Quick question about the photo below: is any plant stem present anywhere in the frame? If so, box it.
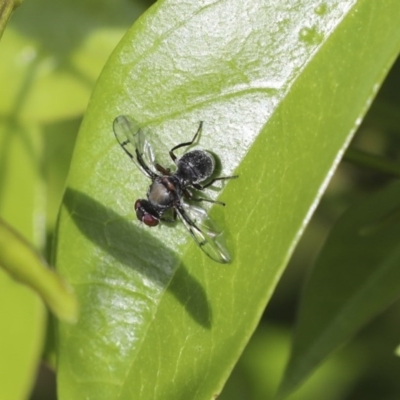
[344,147,400,178]
[0,0,21,41]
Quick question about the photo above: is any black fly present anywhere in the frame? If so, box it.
[113,115,237,263]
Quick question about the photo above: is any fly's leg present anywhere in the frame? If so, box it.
[183,189,225,206]
[155,163,171,175]
[169,121,203,163]
[193,175,238,190]
[160,209,177,223]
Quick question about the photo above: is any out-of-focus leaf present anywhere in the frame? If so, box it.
[0,98,47,400]
[0,218,78,322]
[0,0,150,243]
[0,122,73,392]
[55,1,400,399]
[279,182,400,398]
[0,0,148,122]
[220,325,364,400]
[0,269,45,400]
[0,120,43,241]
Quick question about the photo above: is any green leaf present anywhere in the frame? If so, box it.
[0,269,46,400]
[0,218,78,322]
[344,147,400,178]
[56,1,400,399]
[220,325,363,400]
[0,0,148,122]
[0,110,47,400]
[278,182,400,399]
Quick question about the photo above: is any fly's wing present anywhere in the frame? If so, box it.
[113,115,158,177]
[177,203,231,264]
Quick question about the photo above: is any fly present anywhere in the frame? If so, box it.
[113,115,237,263]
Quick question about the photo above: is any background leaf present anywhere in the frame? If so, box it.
[55,1,400,399]
[220,325,364,400]
[0,269,45,400]
[278,182,400,399]
[0,218,77,322]
[0,0,149,122]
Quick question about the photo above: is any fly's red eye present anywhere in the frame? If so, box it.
[143,214,159,227]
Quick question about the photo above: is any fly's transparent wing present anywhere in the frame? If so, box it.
[113,115,158,177]
[177,203,231,264]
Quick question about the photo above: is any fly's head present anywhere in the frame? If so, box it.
[134,199,160,227]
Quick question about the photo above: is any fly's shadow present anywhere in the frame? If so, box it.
[62,187,212,328]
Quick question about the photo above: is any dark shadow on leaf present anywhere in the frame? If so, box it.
[63,187,212,328]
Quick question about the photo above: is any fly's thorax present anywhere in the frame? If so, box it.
[177,150,215,184]
[147,176,180,208]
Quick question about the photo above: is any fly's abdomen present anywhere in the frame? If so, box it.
[177,150,215,184]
